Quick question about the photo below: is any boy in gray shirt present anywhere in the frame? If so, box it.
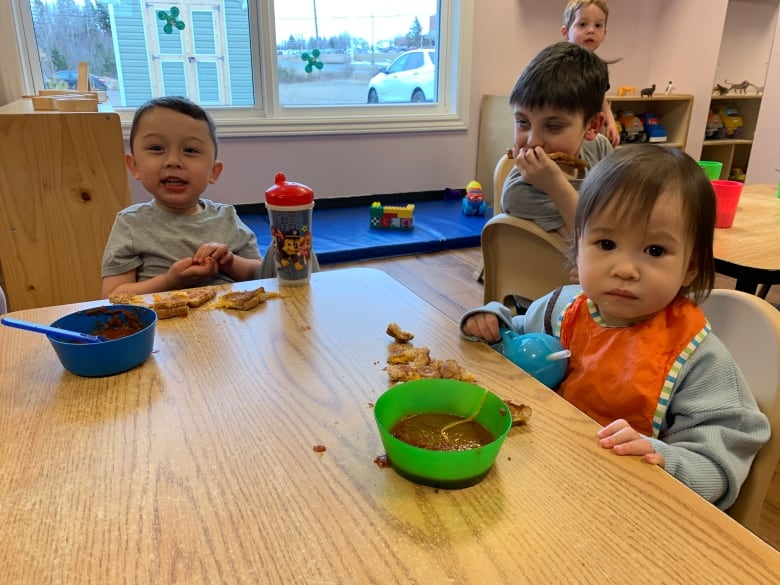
[501,42,612,238]
[101,97,262,298]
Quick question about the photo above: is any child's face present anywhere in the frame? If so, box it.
[513,105,600,158]
[562,5,607,51]
[576,190,697,327]
[126,107,223,215]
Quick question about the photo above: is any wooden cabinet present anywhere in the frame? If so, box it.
[0,99,130,311]
[700,94,762,180]
[607,94,694,150]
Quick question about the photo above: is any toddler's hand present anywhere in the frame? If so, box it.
[597,419,665,468]
[462,313,501,343]
[169,257,220,285]
[194,242,234,270]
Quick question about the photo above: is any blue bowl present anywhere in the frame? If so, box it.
[48,305,157,377]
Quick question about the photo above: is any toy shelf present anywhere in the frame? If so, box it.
[607,94,694,149]
[700,94,762,179]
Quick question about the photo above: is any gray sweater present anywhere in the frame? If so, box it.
[459,285,770,510]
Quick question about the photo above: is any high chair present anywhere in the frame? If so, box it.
[700,288,780,531]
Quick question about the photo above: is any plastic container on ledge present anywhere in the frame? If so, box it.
[264,172,315,286]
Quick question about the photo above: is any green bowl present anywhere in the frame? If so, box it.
[374,379,512,488]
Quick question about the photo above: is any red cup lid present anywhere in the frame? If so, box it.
[265,172,314,205]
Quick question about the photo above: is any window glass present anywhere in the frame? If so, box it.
[13,0,463,133]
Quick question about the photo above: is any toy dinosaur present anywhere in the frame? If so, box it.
[713,83,729,96]
[725,80,749,94]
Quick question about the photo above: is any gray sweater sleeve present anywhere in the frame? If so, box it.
[649,335,770,510]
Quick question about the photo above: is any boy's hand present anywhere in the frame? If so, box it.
[169,256,220,284]
[514,146,569,193]
[597,419,666,467]
[194,242,234,270]
[462,313,502,343]
[604,123,621,147]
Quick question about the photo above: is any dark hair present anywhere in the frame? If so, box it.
[571,144,716,304]
[509,41,609,124]
[129,96,219,156]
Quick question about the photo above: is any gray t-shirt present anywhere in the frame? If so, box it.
[101,198,261,285]
[500,133,613,231]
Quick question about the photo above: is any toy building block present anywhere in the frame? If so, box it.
[369,202,415,229]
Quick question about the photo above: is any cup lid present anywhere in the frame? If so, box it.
[265,172,314,205]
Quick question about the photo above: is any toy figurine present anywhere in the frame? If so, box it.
[497,329,570,388]
[640,83,656,98]
[665,81,674,95]
[462,180,487,216]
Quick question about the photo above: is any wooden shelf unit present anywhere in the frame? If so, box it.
[607,94,694,149]
[701,94,762,179]
[0,98,131,311]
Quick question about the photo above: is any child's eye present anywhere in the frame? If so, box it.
[546,124,563,132]
[183,147,200,154]
[147,145,164,152]
[645,245,666,257]
[515,119,530,130]
[597,239,616,251]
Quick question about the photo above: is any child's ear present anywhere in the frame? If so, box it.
[682,259,698,288]
[125,153,140,179]
[560,25,570,40]
[209,160,224,184]
[583,112,606,141]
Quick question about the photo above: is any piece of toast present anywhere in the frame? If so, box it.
[217,287,267,311]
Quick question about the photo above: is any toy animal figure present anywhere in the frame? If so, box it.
[726,80,749,94]
[664,81,674,96]
[617,85,636,97]
[747,82,764,95]
[640,84,656,98]
[713,83,729,96]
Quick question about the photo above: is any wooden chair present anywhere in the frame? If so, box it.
[700,289,780,531]
[0,285,6,315]
[481,212,571,306]
[472,150,517,282]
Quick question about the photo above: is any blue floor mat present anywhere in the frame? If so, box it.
[240,199,491,264]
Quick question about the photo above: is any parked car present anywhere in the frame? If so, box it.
[47,70,108,91]
[639,113,668,143]
[616,110,647,143]
[705,110,725,139]
[718,105,744,138]
[367,49,437,104]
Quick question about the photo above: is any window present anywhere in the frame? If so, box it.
[9,0,471,136]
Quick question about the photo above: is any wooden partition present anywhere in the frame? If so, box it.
[0,99,130,310]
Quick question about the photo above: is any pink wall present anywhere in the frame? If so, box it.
[127,0,779,204]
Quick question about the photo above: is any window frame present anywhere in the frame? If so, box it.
[6,0,473,138]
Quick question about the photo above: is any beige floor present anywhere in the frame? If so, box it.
[324,247,780,551]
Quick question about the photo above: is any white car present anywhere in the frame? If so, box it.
[367,49,437,104]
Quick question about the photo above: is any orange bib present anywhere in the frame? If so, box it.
[558,295,709,437]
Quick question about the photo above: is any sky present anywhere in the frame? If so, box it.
[273,0,437,43]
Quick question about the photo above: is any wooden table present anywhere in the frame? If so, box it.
[713,184,779,295]
[1,268,778,583]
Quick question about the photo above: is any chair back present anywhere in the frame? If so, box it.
[481,213,570,305]
[492,150,515,212]
[700,289,780,530]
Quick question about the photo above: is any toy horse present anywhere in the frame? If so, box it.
[640,84,656,98]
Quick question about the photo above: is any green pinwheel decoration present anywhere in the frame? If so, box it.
[301,49,324,74]
[157,6,186,35]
